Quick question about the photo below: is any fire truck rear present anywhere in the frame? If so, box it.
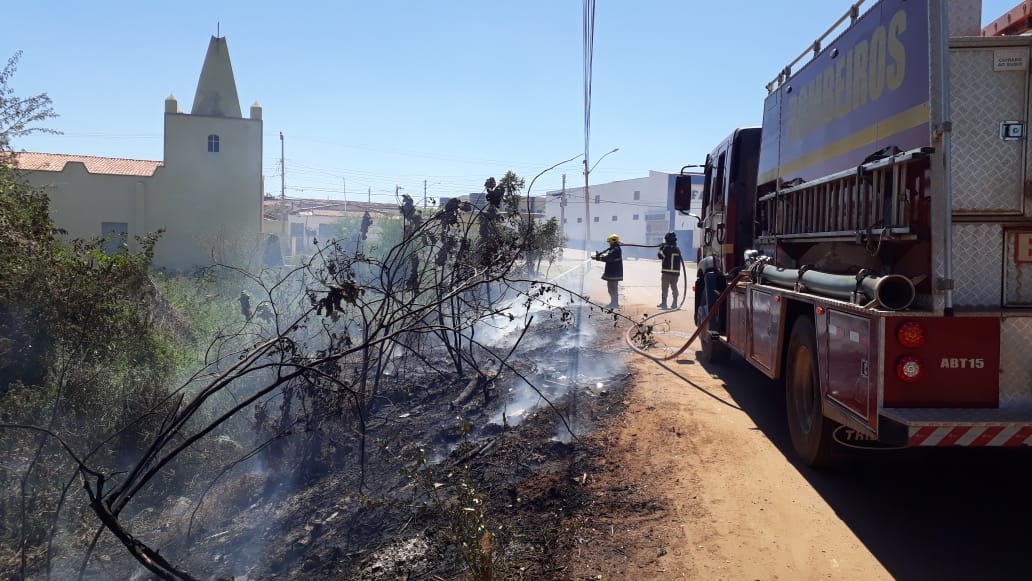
[676,0,1032,465]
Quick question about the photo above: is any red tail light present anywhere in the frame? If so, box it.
[896,356,924,382]
[896,321,926,348]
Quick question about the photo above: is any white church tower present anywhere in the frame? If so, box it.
[156,36,263,269]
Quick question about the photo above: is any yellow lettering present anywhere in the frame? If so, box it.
[853,40,869,108]
[822,67,836,125]
[887,10,907,90]
[835,53,850,118]
[870,26,887,100]
[785,7,911,144]
[804,77,820,137]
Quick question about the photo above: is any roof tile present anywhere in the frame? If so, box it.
[11,152,163,177]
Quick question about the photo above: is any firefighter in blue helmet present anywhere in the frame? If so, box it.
[657,232,683,309]
[593,234,624,308]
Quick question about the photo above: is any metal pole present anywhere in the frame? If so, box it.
[279,132,285,200]
[560,174,567,242]
[527,154,583,225]
[937,0,955,317]
[583,160,591,251]
[582,148,618,251]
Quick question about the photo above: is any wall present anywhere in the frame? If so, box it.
[24,164,151,251]
[156,112,263,269]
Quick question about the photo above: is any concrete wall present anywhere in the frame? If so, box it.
[28,164,146,247]
[156,111,263,269]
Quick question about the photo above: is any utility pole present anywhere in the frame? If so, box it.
[342,178,348,213]
[583,158,591,251]
[278,133,286,201]
[423,179,427,208]
[559,174,567,242]
[368,186,371,204]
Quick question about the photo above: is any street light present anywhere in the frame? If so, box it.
[525,153,584,275]
[527,153,584,201]
[526,153,584,223]
[583,147,619,250]
[589,147,619,174]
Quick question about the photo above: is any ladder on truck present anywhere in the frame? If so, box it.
[756,147,930,243]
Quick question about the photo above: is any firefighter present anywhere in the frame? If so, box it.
[593,234,623,308]
[239,290,252,320]
[657,231,683,309]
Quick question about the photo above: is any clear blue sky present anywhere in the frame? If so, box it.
[4,0,1019,204]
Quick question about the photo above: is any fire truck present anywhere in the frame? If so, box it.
[676,0,1032,465]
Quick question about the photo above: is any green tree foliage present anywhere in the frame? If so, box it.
[0,161,180,567]
[0,59,182,578]
[0,51,58,152]
[532,217,565,272]
[0,162,168,395]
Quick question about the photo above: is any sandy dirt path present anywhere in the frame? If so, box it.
[553,252,891,580]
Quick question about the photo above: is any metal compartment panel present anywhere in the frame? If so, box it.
[1000,316,1032,408]
[953,223,1003,307]
[1004,230,1032,306]
[823,310,873,422]
[950,46,1028,214]
[748,289,779,372]
[727,286,748,352]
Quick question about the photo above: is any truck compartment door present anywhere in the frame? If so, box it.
[819,310,874,425]
[950,45,1028,215]
[747,289,783,375]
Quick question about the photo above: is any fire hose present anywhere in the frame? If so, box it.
[625,271,746,362]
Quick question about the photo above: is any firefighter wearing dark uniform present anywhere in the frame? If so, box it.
[593,234,623,308]
[657,232,682,309]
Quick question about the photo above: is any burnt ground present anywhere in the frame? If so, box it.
[67,305,644,580]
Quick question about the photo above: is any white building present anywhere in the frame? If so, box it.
[14,36,265,271]
[543,171,703,259]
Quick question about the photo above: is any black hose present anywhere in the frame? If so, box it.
[677,257,688,310]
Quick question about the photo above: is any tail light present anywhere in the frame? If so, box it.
[896,321,926,348]
[896,356,924,383]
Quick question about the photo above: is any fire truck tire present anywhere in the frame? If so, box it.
[785,316,834,466]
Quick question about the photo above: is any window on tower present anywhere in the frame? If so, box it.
[208,134,220,153]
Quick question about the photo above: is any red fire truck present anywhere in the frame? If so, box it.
[676,0,1032,465]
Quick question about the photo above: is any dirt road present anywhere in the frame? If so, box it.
[550,252,1032,580]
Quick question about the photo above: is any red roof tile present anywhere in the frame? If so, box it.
[11,152,163,177]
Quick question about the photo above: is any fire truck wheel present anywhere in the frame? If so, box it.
[785,316,834,466]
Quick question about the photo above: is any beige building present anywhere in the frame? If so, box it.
[14,36,265,271]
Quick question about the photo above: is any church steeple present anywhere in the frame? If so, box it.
[191,36,242,118]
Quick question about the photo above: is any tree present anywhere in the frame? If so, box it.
[0,59,181,579]
[532,217,565,273]
[0,51,58,152]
